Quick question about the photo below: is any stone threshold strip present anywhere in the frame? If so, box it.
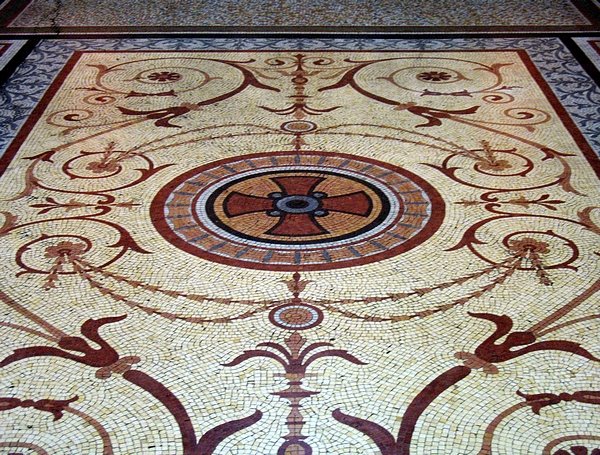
[0,276,598,454]
[1,0,598,33]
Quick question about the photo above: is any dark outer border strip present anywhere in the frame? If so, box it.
[0,0,32,27]
[1,24,599,35]
[561,36,600,85]
[0,38,37,87]
[0,31,599,41]
[570,0,600,25]
[0,48,598,178]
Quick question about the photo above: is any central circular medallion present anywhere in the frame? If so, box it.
[205,168,390,246]
[152,151,444,271]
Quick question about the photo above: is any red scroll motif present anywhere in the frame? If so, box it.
[0,315,263,455]
[333,311,599,455]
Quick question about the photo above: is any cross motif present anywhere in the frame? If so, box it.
[223,175,372,237]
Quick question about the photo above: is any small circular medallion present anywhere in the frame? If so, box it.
[269,303,324,330]
[281,120,317,133]
[151,151,444,271]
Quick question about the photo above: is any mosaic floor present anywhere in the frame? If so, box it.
[0,36,599,455]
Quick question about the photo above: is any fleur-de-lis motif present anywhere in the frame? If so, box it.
[222,331,366,374]
[223,332,366,455]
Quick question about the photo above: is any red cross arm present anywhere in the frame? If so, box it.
[224,192,274,217]
[271,176,325,195]
[322,191,372,217]
[267,214,328,237]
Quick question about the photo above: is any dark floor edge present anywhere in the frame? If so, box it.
[0,37,36,87]
[571,0,600,25]
[0,25,599,36]
[0,31,599,41]
[0,0,30,27]
[561,36,600,86]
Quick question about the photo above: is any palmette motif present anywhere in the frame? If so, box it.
[0,49,598,454]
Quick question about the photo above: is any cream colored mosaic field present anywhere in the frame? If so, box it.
[0,50,599,455]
